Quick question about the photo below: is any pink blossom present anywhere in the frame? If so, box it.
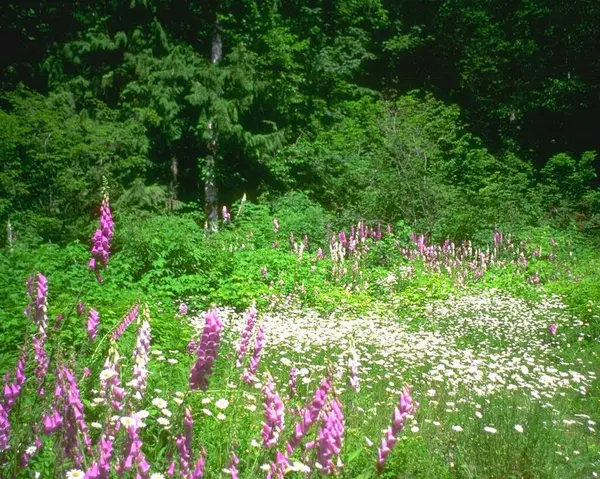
[89,188,114,282]
[262,375,285,448]
[189,308,223,391]
[242,325,265,384]
[377,386,418,472]
[112,303,139,341]
[87,308,100,342]
[306,397,344,474]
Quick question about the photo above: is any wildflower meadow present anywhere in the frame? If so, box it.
[0,188,599,479]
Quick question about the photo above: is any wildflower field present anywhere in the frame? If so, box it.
[1,193,599,479]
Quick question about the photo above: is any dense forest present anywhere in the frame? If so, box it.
[1,0,599,243]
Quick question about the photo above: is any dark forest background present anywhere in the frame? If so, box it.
[1,0,599,244]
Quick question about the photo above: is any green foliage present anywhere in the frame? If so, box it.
[1,0,599,242]
[0,87,149,242]
[540,151,600,231]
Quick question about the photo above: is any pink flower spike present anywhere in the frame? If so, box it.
[89,182,114,282]
[87,308,100,342]
[376,386,418,472]
[189,308,223,391]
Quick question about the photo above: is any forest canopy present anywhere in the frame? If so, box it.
[1,0,598,243]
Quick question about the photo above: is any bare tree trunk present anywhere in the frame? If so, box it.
[167,155,178,211]
[204,26,222,233]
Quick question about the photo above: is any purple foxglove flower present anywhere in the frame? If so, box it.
[273,219,279,234]
[376,386,418,472]
[179,303,188,315]
[50,366,92,466]
[176,407,193,473]
[15,349,26,388]
[287,374,332,451]
[3,383,20,411]
[25,273,48,340]
[225,451,239,479]
[189,308,223,391]
[112,303,139,341]
[265,451,290,479]
[100,349,125,411]
[192,455,205,478]
[306,397,344,474]
[87,308,100,342]
[42,409,63,435]
[235,304,257,368]
[187,338,197,354]
[262,375,285,448]
[2,347,27,413]
[242,325,265,384]
[118,420,150,478]
[89,187,114,282]
[130,305,151,399]
[549,323,558,335]
[97,435,114,478]
[0,403,10,451]
[85,462,101,479]
[32,336,49,392]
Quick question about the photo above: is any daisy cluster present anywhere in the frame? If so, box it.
[190,290,595,405]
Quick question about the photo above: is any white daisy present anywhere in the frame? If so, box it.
[152,398,168,409]
[66,470,85,479]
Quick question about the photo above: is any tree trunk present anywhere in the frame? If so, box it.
[204,26,222,233]
[167,155,178,211]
